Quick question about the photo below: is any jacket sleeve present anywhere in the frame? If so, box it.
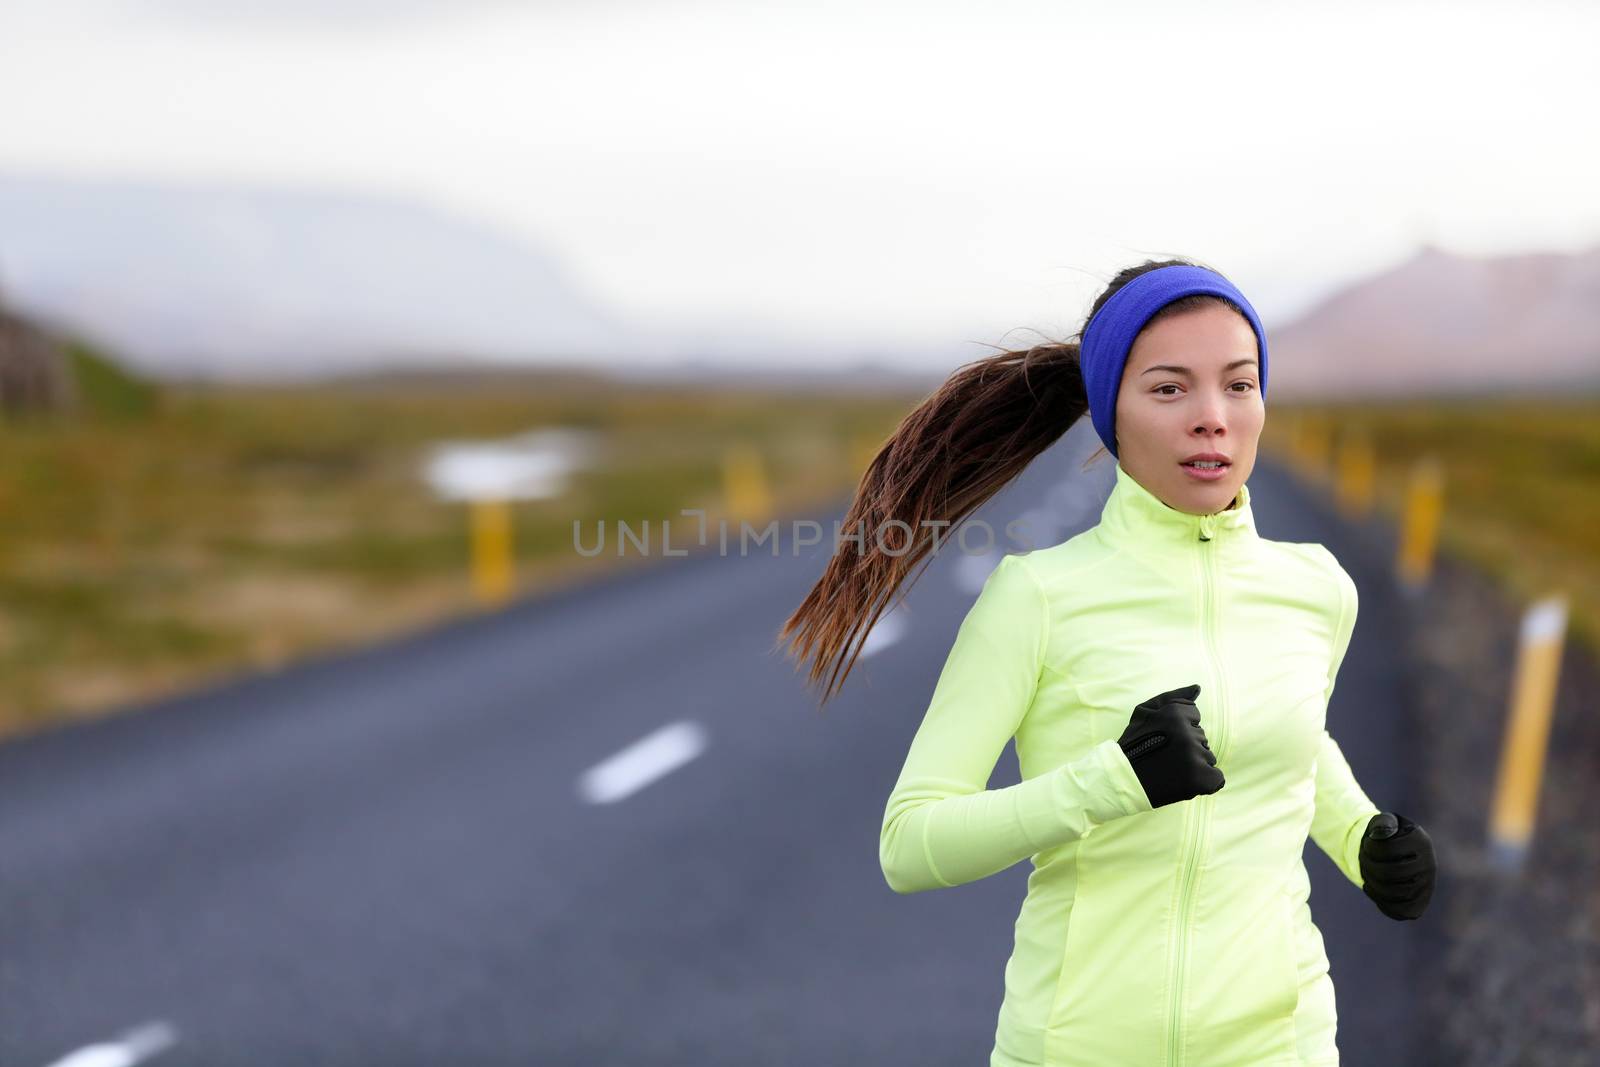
[879,554,1152,895]
[1307,549,1382,889]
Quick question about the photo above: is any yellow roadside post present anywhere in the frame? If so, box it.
[470,496,514,608]
[1272,411,1298,467]
[424,428,592,609]
[1334,427,1375,520]
[722,443,773,526]
[1295,417,1331,483]
[1396,455,1443,592]
[1487,595,1569,875]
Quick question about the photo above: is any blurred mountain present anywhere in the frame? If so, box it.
[0,295,76,416]
[3,172,1596,396]
[0,173,637,381]
[0,172,952,385]
[0,291,165,421]
[1269,243,1600,399]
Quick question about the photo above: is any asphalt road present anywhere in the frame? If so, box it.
[0,433,1426,1066]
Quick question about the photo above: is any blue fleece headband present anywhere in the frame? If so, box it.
[1079,264,1269,459]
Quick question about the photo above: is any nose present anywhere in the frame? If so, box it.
[1191,391,1228,438]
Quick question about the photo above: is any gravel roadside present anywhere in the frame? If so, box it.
[1401,549,1600,1064]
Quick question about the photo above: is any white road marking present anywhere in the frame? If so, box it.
[955,550,1001,595]
[858,606,906,658]
[1048,477,1102,528]
[1011,506,1060,550]
[42,1021,177,1067]
[577,720,707,804]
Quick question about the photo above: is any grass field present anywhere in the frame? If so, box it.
[2,361,1595,741]
[1262,395,1600,656]
[0,366,919,738]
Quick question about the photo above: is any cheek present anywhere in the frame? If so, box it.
[1236,398,1266,433]
[1117,392,1165,431]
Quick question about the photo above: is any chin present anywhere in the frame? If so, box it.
[1179,480,1239,513]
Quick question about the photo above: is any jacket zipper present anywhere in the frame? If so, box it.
[1202,515,1231,762]
[1167,511,1225,1067]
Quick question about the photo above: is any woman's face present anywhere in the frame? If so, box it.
[1113,302,1264,515]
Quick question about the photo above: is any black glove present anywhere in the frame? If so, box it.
[1117,683,1225,809]
[1359,811,1436,920]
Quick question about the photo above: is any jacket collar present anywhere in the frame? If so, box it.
[1098,461,1258,547]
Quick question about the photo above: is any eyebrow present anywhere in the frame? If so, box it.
[1141,358,1259,376]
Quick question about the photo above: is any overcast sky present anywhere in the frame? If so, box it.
[2,0,1597,359]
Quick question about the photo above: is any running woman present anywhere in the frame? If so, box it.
[778,258,1437,1066]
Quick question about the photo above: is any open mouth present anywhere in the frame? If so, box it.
[1180,458,1231,479]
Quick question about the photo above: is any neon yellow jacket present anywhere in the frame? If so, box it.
[880,461,1382,1067]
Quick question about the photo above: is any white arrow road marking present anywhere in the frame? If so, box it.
[42,1021,177,1067]
[858,606,906,658]
[1011,506,1060,550]
[955,550,1002,595]
[578,720,708,804]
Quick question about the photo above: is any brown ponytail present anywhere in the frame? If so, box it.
[772,338,1088,707]
[775,254,1227,707]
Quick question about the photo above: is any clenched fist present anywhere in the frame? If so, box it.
[1117,683,1226,809]
[1359,812,1436,920]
